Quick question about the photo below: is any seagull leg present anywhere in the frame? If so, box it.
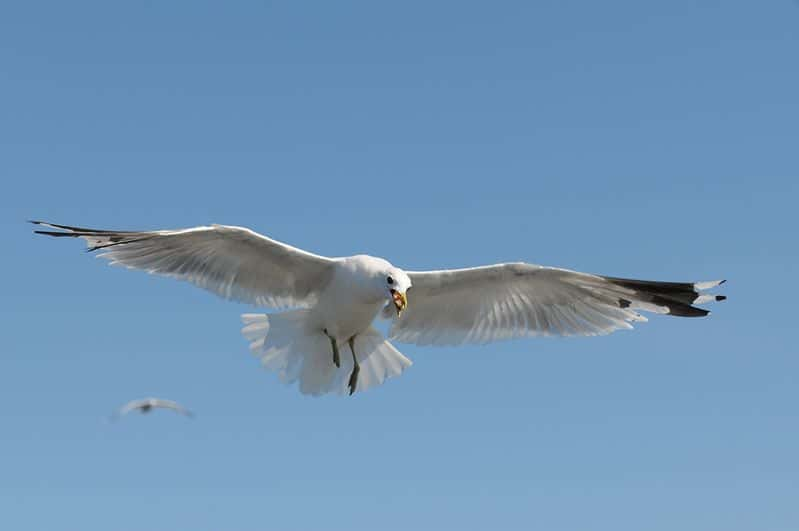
[347,336,359,396]
[323,328,340,368]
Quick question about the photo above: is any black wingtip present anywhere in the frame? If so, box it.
[667,305,710,317]
[719,279,727,285]
[30,220,55,230]
[716,295,727,301]
[33,229,79,237]
[27,221,120,234]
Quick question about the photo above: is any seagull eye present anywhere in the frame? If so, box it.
[387,276,394,285]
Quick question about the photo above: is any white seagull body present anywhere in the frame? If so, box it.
[112,397,193,420]
[33,221,725,396]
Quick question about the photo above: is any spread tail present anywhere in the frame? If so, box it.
[242,311,412,396]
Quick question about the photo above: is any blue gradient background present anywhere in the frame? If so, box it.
[2,1,797,530]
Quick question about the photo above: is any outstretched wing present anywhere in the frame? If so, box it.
[32,221,336,308]
[151,399,194,417]
[389,262,725,346]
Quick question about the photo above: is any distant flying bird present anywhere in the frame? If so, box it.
[33,221,725,396]
[112,397,193,420]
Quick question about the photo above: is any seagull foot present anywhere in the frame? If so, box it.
[347,336,358,395]
[348,364,360,396]
[324,328,341,368]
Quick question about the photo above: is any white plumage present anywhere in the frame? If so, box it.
[242,313,411,396]
[33,221,725,396]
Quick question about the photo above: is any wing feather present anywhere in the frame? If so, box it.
[390,263,725,346]
[32,221,335,308]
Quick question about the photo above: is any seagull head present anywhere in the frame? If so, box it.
[349,255,412,317]
[384,269,411,317]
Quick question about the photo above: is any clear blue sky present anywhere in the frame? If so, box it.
[2,1,797,530]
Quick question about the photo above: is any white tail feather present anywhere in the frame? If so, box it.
[242,312,412,396]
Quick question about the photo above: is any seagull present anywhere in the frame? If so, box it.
[32,220,726,396]
[111,397,193,420]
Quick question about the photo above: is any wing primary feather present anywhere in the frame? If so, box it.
[30,220,133,234]
[86,236,155,252]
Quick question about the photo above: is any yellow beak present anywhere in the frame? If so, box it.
[391,290,407,316]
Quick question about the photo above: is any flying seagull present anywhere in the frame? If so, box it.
[111,397,193,420]
[32,220,725,396]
